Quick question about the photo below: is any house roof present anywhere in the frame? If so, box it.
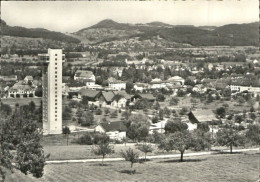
[24,76,33,80]
[75,70,94,78]
[10,84,34,91]
[113,91,131,100]
[168,76,184,81]
[99,121,127,132]
[138,93,155,101]
[79,88,100,98]
[102,91,115,102]
[190,109,217,122]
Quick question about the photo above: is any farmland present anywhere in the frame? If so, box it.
[6,151,259,182]
[1,97,42,109]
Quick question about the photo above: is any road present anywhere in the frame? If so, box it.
[46,147,259,164]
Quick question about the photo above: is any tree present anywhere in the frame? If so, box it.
[28,101,36,113]
[120,148,139,170]
[68,100,79,108]
[134,99,150,110]
[163,107,171,118]
[95,108,102,115]
[237,96,246,105]
[216,121,246,153]
[122,110,131,120]
[104,108,110,116]
[0,107,46,180]
[159,109,164,120]
[179,107,189,115]
[80,111,94,126]
[165,120,188,134]
[126,114,150,142]
[235,115,243,123]
[110,110,118,118]
[216,107,226,118]
[192,129,212,151]
[62,126,71,146]
[126,82,134,94]
[153,101,160,110]
[156,93,165,102]
[93,142,114,166]
[62,106,72,120]
[245,124,260,146]
[122,137,129,146]
[159,131,192,162]
[136,143,153,161]
[81,96,89,110]
[0,103,12,116]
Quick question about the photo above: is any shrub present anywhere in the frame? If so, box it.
[77,133,93,145]
[93,133,110,144]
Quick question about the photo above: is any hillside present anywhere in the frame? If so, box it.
[74,19,259,46]
[1,19,80,44]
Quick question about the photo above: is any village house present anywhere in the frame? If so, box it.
[8,84,36,98]
[188,109,219,123]
[95,121,127,140]
[74,70,95,82]
[133,83,149,92]
[167,76,185,86]
[230,77,260,96]
[108,77,126,91]
[111,91,131,108]
[150,78,167,89]
[24,75,33,84]
[78,88,101,102]
[98,91,115,107]
[131,93,156,103]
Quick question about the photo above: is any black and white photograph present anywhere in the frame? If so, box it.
[0,0,259,181]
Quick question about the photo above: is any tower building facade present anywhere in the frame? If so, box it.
[39,49,65,134]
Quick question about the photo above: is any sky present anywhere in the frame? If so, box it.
[2,0,259,33]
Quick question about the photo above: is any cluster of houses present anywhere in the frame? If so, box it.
[93,108,220,140]
[5,76,41,98]
[77,89,156,109]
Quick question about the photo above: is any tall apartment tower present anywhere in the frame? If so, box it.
[39,49,65,135]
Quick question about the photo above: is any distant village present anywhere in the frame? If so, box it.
[0,46,259,140]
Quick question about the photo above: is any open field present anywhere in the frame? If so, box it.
[1,97,42,109]
[6,151,259,182]
[161,96,252,113]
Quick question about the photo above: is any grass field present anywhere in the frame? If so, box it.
[6,151,259,182]
[1,97,42,109]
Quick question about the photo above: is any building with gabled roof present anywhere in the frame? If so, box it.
[74,70,95,82]
[95,121,127,140]
[188,109,218,123]
[78,88,101,101]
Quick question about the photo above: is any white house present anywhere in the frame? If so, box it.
[8,83,35,98]
[74,70,95,82]
[168,76,185,86]
[108,77,126,91]
[95,121,127,140]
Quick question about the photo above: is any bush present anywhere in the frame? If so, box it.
[77,133,93,145]
[93,133,110,144]
[95,108,102,115]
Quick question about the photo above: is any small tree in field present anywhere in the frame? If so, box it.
[120,148,139,170]
[93,142,114,166]
[62,126,71,146]
[216,121,246,154]
[122,137,128,146]
[105,108,110,116]
[81,96,89,110]
[159,131,192,162]
[136,143,153,161]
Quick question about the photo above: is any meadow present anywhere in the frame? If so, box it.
[6,151,259,182]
